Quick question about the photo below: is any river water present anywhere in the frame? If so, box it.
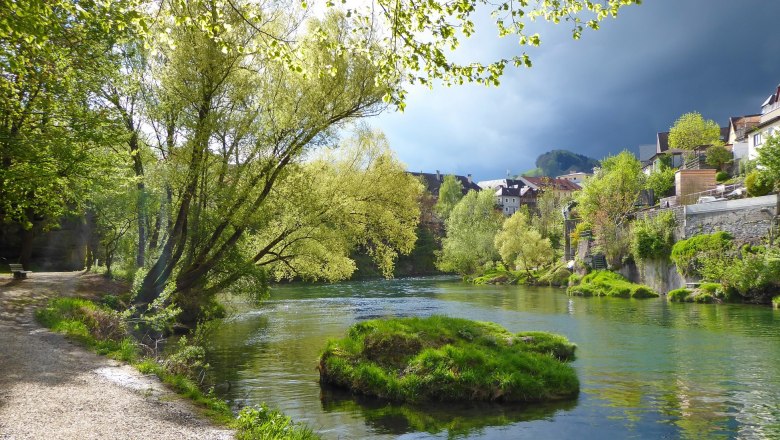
[204,276,780,439]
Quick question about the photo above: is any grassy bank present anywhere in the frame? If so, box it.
[35,296,318,440]
[468,263,571,287]
[667,283,739,303]
[319,316,579,403]
[567,270,658,298]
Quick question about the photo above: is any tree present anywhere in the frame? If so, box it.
[705,145,732,171]
[756,134,780,188]
[668,112,723,151]
[576,151,644,267]
[0,0,136,266]
[437,190,503,275]
[494,211,554,276]
[531,190,570,249]
[645,164,676,202]
[435,175,464,220]
[535,150,599,177]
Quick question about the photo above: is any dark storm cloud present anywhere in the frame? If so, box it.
[373,0,780,180]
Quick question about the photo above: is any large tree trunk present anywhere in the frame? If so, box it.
[128,129,147,268]
[19,224,34,268]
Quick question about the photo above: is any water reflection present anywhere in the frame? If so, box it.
[320,385,577,439]
[205,277,780,439]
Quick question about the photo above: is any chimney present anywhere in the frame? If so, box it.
[467,174,472,184]
[436,170,440,181]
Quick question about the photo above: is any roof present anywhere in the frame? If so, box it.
[409,171,481,196]
[556,172,591,178]
[747,114,780,133]
[521,176,581,191]
[729,114,761,141]
[495,186,537,197]
[477,178,526,190]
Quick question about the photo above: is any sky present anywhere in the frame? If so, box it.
[370,0,780,181]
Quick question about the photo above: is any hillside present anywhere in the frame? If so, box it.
[522,150,600,177]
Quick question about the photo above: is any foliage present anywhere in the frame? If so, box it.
[437,190,503,275]
[645,165,677,202]
[667,288,692,302]
[670,232,733,279]
[36,298,137,362]
[435,175,464,220]
[739,158,758,176]
[318,316,579,403]
[521,168,544,177]
[494,211,554,276]
[567,270,658,298]
[715,171,729,182]
[576,151,644,267]
[236,405,320,440]
[756,134,780,189]
[532,190,570,249]
[668,112,723,151]
[570,221,592,250]
[534,150,599,177]
[537,265,572,287]
[631,211,676,262]
[745,170,774,196]
[705,145,732,171]
[710,246,780,303]
[773,296,780,309]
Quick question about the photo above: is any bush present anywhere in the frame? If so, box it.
[538,265,571,287]
[631,211,676,262]
[773,296,780,309]
[745,170,774,196]
[667,288,692,302]
[670,232,733,278]
[319,316,579,403]
[715,171,729,182]
[717,247,780,303]
[566,270,658,298]
[236,405,319,440]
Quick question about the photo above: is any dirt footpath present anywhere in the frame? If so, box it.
[0,272,234,440]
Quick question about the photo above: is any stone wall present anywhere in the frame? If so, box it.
[683,194,779,244]
[636,258,686,294]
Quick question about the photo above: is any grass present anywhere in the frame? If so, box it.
[318,316,579,404]
[36,296,319,439]
[566,270,659,299]
[667,283,738,304]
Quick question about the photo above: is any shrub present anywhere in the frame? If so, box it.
[715,171,729,182]
[631,211,676,262]
[236,405,319,440]
[773,296,780,309]
[566,270,658,298]
[538,265,571,287]
[745,170,773,196]
[319,316,579,403]
[568,273,582,286]
[670,232,733,278]
[667,288,692,302]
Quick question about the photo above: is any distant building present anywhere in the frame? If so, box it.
[556,172,591,185]
[494,186,538,216]
[409,170,481,197]
[519,176,581,196]
[748,84,780,160]
[727,114,761,161]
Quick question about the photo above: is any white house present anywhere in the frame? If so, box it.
[748,84,780,159]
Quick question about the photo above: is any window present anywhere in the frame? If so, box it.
[754,133,763,146]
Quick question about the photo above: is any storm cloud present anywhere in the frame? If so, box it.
[372,0,780,180]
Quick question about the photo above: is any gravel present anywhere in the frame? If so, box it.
[0,272,234,440]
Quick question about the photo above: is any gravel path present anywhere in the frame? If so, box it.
[0,272,234,440]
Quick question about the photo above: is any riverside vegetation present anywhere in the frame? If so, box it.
[36,296,319,440]
[318,316,579,403]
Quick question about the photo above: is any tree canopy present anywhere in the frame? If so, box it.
[435,175,465,220]
[494,210,553,276]
[534,149,600,177]
[668,112,723,151]
[437,190,502,275]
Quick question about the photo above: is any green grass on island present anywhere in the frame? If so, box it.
[318,316,579,404]
[567,270,658,298]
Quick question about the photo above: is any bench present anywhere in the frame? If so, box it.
[9,263,32,280]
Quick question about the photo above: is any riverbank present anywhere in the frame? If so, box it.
[0,272,233,440]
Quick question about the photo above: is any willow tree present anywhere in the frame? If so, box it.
[132,3,403,324]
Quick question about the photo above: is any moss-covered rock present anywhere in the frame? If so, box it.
[566,270,659,298]
[318,316,579,403]
[538,266,572,287]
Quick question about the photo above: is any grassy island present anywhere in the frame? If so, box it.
[567,270,658,298]
[318,316,579,403]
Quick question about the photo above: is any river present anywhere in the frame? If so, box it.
[203,276,780,439]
